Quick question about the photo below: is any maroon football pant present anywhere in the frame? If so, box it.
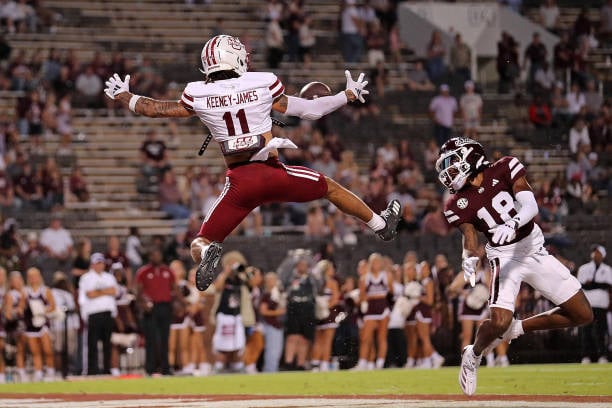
[198,157,328,242]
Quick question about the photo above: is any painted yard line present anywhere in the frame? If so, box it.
[0,398,610,408]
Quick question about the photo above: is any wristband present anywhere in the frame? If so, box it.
[128,95,141,112]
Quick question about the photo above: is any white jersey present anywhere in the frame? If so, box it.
[180,72,285,143]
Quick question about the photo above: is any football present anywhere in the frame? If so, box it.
[299,81,332,100]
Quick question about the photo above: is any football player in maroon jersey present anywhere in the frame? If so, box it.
[103,35,402,292]
[436,137,593,396]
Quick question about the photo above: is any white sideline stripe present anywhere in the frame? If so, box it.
[284,165,320,178]
[0,398,608,408]
[204,177,230,223]
[510,163,524,179]
[286,170,319,181]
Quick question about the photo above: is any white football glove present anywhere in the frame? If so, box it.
[344,70,369,103]
[462,256,479,287]
[104,73,131,100]
[488,219,519,245]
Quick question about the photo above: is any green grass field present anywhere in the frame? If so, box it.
[0,364,610,396]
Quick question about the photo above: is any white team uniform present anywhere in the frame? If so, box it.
[180,72,296,161]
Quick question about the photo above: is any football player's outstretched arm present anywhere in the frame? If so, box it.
[272,70,369,120]
[104,74,193,118]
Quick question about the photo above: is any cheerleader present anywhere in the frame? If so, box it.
[24,267,56,381]
[311,260,341,372]
[4,271,26,382]
[355,253,393,370]
[404,260,444,369]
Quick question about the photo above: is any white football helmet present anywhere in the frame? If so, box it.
[201,35,249,76]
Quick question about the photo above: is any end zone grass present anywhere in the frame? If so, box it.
[0,364,610,396]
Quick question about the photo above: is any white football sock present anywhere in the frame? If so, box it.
[375,358,385,369]
[366,213,386,232]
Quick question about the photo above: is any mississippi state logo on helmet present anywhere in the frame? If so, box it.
[435,137,488,193]
[201,35,249,76]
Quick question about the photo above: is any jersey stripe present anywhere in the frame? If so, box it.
[446,215,460,223]
[510,163,524,180]
[268,79,280,90]
[181,93,194,109]
[444,210,455,216]
[286,169,319,181]
[203,177,230,223]
[271,85,285,98]
[284,165,321,179]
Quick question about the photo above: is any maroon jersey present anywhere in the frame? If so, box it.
[444,156,534,247]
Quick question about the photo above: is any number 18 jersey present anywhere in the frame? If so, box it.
[443,156,534,247]
[180,72,285,143]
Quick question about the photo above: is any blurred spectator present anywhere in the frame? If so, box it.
[159,169,191,220]
[524,32,547,86]
[370,60,389,97]
[535,179,563,223]
[533,61,555,96]
[341,0,364,63]
[0,165,16,212]
[41,157,63,209]
[260,272,285,372]
[335,150,360,189]
[429,84,458,146]
[425,30,446,83]
[74,66,103,108]
[421,202,450,237]
[363,176,387,214]
[39,215,73,274]
[136,248,175,376]
[298,15,315,68]
[110,263,138,377]
[450,33,471,83]
[50,271,79,375]
[265,0,284,22]
[601,0,612,44]
[459,80,482,138]
[500,92,531,138]
[312,148,337,178]
[265,17,284,69]
[573,7,592,43]
[284,258,316,370]
[404,60,434,92]
[71,237,91,288]
[69,167,89,202]
[104,236,131,286]
[586,152,609,196]
[13,162,44,210]
[568,116,590,154]
[528,95,552,128]
[566,82,586,115]
[588,114,610,154]
[577,245,612,364]
[125,226,143,273]
[550,84,571,125]
[539,0,560,33]
[285,1,302,63]
[0,218,21,271]
[78,253,117,376]
[140,129,170,175]
[0,34,11,61]
[553,31,574,79]
[584,80,602,118]
[366,20,386,68]
[497,31,520,94]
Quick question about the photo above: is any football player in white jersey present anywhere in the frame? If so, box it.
[104,35,402,292]
[437,137,593,396]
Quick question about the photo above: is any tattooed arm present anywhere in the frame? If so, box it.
[114,92,194,118]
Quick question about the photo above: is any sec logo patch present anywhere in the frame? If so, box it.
[457,198,469,209]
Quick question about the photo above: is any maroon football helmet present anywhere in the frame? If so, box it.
[435,137,488,193]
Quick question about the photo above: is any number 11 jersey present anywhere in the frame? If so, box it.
[180,72,285,143]
[443,156,535,247]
